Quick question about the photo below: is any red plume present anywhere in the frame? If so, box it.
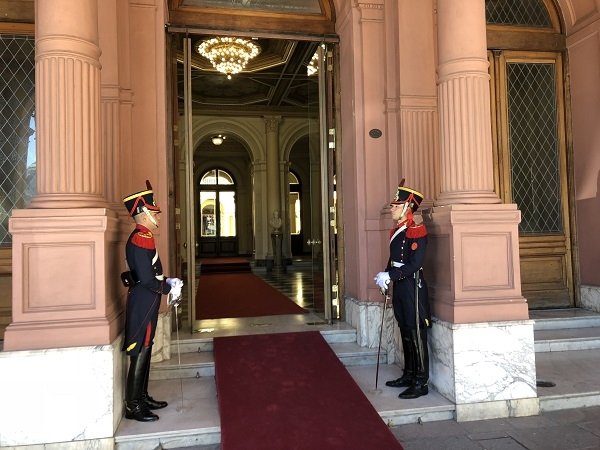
[146,180,152,190]
[399,178,405,187]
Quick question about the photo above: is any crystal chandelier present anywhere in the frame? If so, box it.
[197,37,261,79]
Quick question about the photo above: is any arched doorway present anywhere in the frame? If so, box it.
[197,168,238,257]
[487,0,575,308]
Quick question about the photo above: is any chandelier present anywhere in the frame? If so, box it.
[197,37,261,79]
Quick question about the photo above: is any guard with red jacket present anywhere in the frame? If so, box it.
[374,181,431,399]
[122,181,183,422]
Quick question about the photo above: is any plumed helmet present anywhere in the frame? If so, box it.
[123,180,161,217]
[390,179,424,211]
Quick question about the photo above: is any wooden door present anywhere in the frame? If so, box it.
[489,50,574,308]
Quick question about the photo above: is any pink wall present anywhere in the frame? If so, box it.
[562,1,600,285]
[127,0,172,281]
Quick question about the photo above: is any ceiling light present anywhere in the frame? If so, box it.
[212,135,226,146]
[197,37,261,80]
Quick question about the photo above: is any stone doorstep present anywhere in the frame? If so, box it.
[150,339,385,381]
[119,310,600,449]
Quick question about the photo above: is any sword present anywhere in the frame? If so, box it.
[170,293,185,412]
[414,270,425,372]
[375,288,389,391]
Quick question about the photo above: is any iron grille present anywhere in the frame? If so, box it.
[0,35,36,246]
[507,62,561,234]
[486,0,552,28]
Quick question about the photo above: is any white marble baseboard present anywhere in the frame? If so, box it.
[344,296,397,363]
[456,397,540,422]
[0,336,124,447]
[581,285,600,313]
[429,317,538,419]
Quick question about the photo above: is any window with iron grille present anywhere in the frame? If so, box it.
[486,0,552,28]
[506,62,561,234]
[0,34,36,246]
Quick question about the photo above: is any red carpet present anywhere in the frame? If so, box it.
[200,257,252,273]
[195,272,306,320]
[214,331,403,450]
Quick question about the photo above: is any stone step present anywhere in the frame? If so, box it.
[535,326,600,352]
[118,347,600,450]
[151,339,385,381]
[532,308,600,352]
[116,364,455,450]
[531,308,600,331]
[169,328,358,355]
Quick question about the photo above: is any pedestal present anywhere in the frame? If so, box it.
[270,231,284,272]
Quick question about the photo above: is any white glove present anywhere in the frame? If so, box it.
[168,286,182,306]
[166,277,184,289]
[374,271,391,291]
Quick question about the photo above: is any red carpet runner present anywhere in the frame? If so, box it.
[195,272,306,320]
[214,331,403,450]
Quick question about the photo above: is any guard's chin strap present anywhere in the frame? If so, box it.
[142,206,158,227]
[400,201,411,220]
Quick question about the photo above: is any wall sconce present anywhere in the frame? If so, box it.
[212,134,226,146]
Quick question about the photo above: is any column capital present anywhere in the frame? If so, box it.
[263,115,282,133]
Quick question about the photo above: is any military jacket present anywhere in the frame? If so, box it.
[123,224,170,355]
[386,221,431,329]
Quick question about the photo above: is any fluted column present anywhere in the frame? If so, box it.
[5,0,120,351]
[264,115,282,257]
[435,0,500,205]
[29,0,106,208]
[98,0,121,208]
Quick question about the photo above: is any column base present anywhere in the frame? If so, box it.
[344,296,397,363]
[423,203,529,324]
[435,190,501,206]
[0,336,124,446]
[5,208,122,351]
[430,317,538,421]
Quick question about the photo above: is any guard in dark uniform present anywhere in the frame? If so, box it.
[122,181,183,422]
[374,181,431,399]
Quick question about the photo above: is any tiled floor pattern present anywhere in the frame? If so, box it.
[251,263,318,311]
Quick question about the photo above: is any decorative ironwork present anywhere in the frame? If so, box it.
[0,35,36,246]
[486,0,552,28]
[507,62,561,233]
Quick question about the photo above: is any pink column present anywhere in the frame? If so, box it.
[435,0,500,206]
[4,0,121,351]
[29,0,107,209]
[98,0,125,210]
[424,0,528,323]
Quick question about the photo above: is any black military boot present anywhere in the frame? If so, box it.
[399,328,429,399]
[386,328,415,388]
[125,349,159,422]
[140,346,168,410]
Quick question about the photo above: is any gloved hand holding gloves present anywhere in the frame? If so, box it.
[373,271,391,292]
[166,277,184,305]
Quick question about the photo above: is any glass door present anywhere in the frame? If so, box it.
[173,36,198,332]
[198,169,238,256]
[306,42,338,323]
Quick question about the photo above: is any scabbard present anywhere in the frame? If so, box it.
[414,270,425,370]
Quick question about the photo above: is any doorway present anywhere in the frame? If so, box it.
[487,0,575,308]
[197,169,238,257]
[171,33,339,330]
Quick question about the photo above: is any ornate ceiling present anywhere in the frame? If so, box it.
[178,35,321,114]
